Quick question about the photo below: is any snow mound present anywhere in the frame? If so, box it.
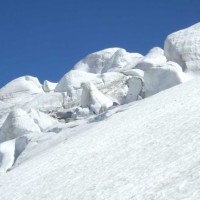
[0,76,44,104]
[81,82,113,114]
[0,108,40,143]
[43,80,57,92]
[136,47,167,71]
[164,23,200,71]
[73,48,143,74]
[73,48,120,73]
[101,49,143,73]
[144,61,188,97]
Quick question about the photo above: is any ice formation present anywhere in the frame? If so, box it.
[164,23,200,72]
[43,80,57,92]
[0,76,44,104]
[80,82,113,114]
[0,23,199,200]
[144,61,188,97]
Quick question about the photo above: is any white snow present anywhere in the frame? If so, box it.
[144,61,189,97]
[164,22,200,72]
[122,68,144,78]
[0,108,41,143]
[0,136,28,174]
[0,78,200,199]
[22,92,67,111]
[55,70,104,95]
[0,23,199,200]
[73,48,120,74]
[136,47,167,71]
[101,49,143,73]
[0,76,44,104]
[28,109,58,131]
[43,80,57,92]
[73,48,143,74]
[0,139,16,174]
[80,82,113,114]
[55,70,128,105]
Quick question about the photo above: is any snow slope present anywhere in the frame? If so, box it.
[0,23,200,200]
[0,78,200,199]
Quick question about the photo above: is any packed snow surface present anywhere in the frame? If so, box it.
[0,78,200,199]
[0,23,200,200]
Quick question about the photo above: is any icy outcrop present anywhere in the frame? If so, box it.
[125,77,143,103]
[0,23,199,182]
[43,80,57,92]
[0,136,28,174]
[0,76,44,104]
[73,48,143,74]
[122,69,144,78]
[53,107,90,122]
[164,23,200,72]
[55,70,128,105]
[55,70,103,95]
[73,48,120,74]
[22,93,67,111]
[136,47,167,71]
[81,82,113,114]
[0,109,40,143]
[0,139,16,174]
[28,109,58,131]
[144,61,188,97]
[101,49,143,73]
[0,101,13,127]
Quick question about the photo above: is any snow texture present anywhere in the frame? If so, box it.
[0,22,199,200]
[80,82,113,114]
[43,80,57,92]
[0,108,40,143]
[0,76,44,104]
[0,78,200,199]
[135,47,167,71]
[144,61,189,97]
[73,48,143,74]
[164,22,200,72]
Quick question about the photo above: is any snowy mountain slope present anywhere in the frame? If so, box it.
[0,78,200,199]
[0,23,200,199]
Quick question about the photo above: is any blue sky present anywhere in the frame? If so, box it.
[0,0,199,87]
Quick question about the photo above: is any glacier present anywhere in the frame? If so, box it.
[0,23,200,200]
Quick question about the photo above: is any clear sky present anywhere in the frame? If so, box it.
[0,0,199,87]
